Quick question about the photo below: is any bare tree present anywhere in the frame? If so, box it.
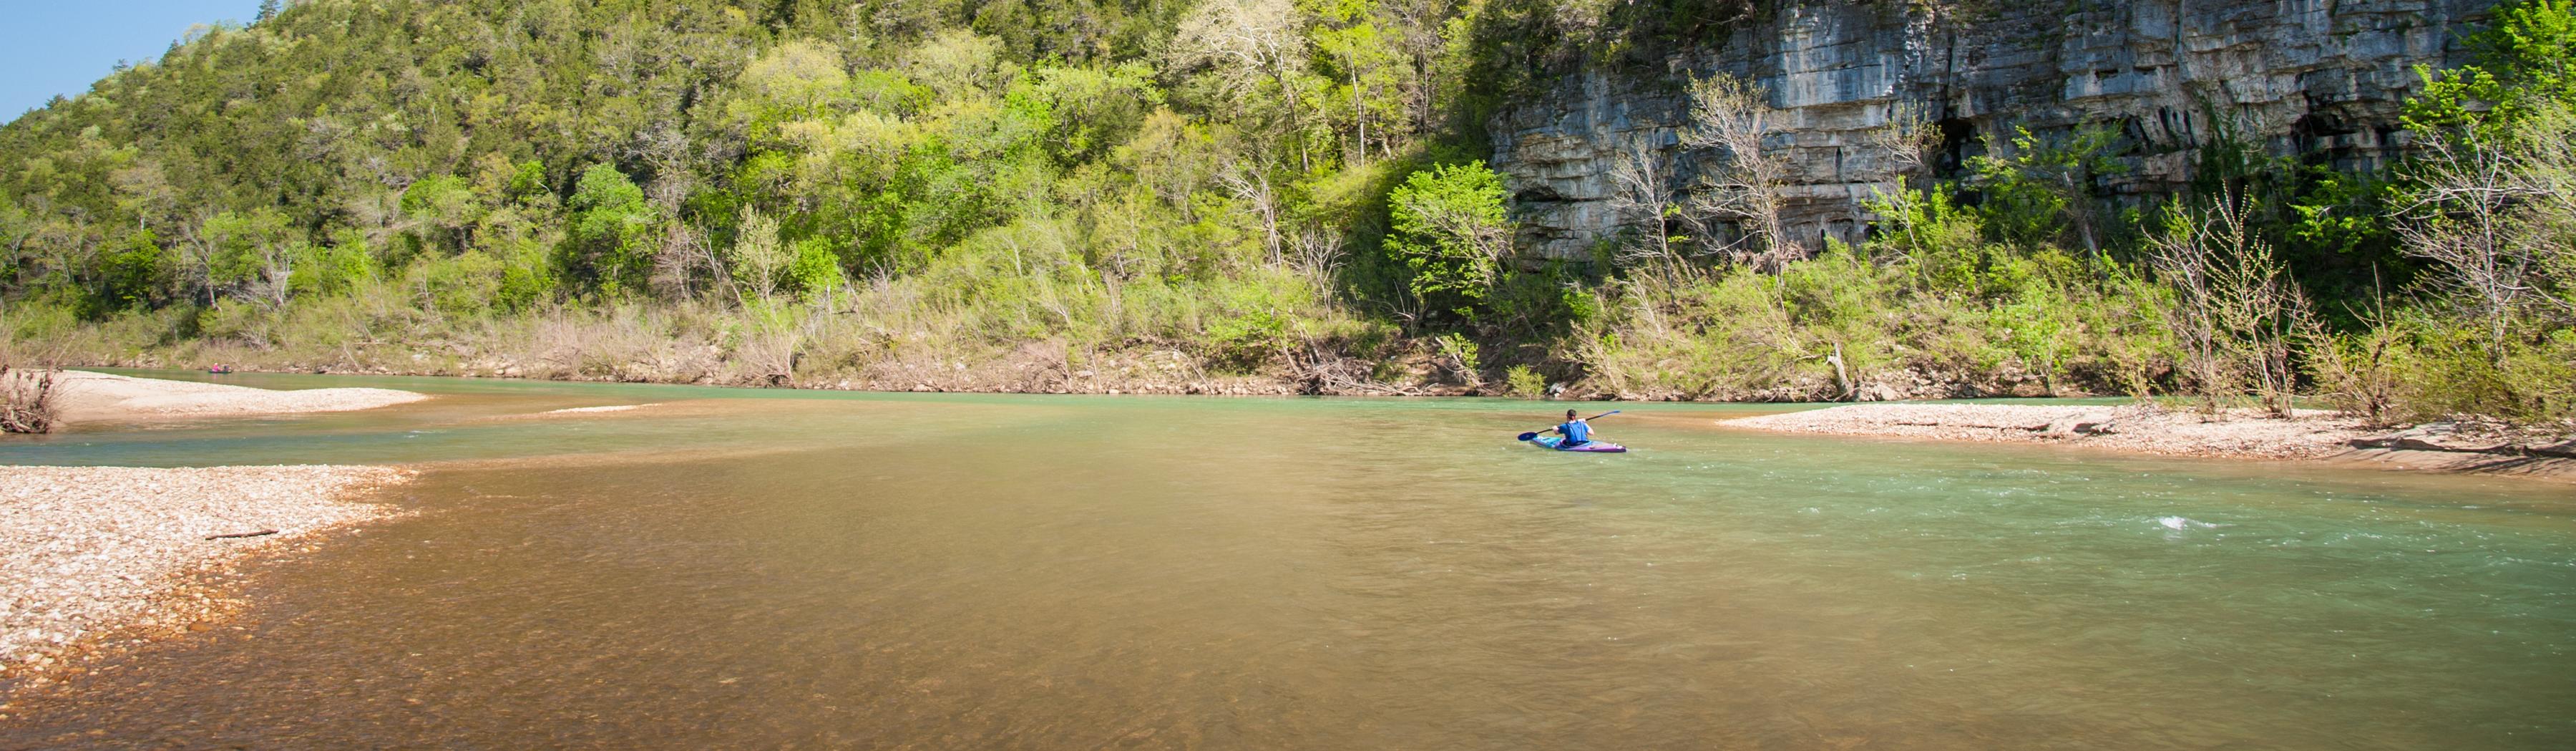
[1679,72,1791,268]
[728,206,791,304]
[1288,223,1346,279]
[1171,0,1308,115]
[2300,281,2404,425]
[1873,102,1939,192]
[2148,198,2310,416]
[1606,137,1686,270]
[2396,109,2576,359]
[1216,159,1285,266]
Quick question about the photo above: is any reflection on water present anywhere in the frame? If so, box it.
[2,373,2570,749]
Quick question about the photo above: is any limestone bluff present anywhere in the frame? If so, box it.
[1491,0,2489,258]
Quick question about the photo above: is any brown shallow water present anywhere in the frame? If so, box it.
[1,373,2570,749]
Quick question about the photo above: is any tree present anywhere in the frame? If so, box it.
[1679,72,1789,267]
[2148,198,2311,416]
[2404,0,2576,142]
[1971,125,2126,256]
[200,208,299,308]
[728,206,792,303]
[1171,0,1307,107]
[1607,136,1686,269]
[2388,0,2576,418]
[399,175,482,254]
[743,40,851,116]
[1386,162,1515,320]
[570,164,657,296]
[1311,0,1407,165]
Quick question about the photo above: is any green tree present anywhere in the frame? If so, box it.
[569,164,657,296]
[200,208,299,307]
[742,39,851,117]
[1385,162,1514,321]
[2405,0,2576,140]
[1971,125,2127,256]
[400,175,482,254]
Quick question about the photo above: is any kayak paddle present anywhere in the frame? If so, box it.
[1518,410,1621,442]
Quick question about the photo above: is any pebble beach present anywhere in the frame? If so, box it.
[1721,402,2376,460]
[0,465,411,674]
[1722,402,2576,480]
[1,371,430,687]
[31,370,425,422]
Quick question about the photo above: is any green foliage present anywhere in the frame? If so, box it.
[288,236,379,299]
[0,0,2555,426]
[2405,0,2576,140]
[1385,162,1513,321]
[200,208,298,306]
[400,175,482,253]
[2389,313,2576,421]
[2379,0,2576,421]
[1577,223,2173,401]
[506,161,550,200]
[1433,331,1481,382]
[1969,125,2127,254]
[1503,364,1546,398]
[569,164,656,296]
[786,238,844,301]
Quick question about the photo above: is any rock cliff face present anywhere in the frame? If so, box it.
[1490,0,2489,258]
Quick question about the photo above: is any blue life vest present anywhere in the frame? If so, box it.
[1560,420,1591,445]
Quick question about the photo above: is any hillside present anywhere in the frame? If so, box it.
[1,0,2570,421]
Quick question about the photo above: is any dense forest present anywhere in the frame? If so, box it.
[0,0,2569,422]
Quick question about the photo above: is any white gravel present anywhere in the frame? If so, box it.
[28,370,426,422]
[542,403,660,415]
[1722,402,2376,460]
[0,465,411,671]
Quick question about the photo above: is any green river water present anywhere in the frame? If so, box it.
[1,371,2569,749]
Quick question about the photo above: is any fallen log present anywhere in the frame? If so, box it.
[203,529,279,541]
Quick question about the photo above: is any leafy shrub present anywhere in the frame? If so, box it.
[1504,364,1547,399]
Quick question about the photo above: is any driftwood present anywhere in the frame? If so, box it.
[1,365,61,434]
[203,529,280,541]
[1890,414,2119,437]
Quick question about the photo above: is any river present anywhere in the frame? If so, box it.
[2,372,2569,749]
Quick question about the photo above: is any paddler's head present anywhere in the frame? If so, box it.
[1565,409,1578,421]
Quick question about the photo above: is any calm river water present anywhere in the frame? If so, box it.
[1,372,2569,749]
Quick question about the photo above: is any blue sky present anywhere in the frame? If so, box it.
[2,1,266,123]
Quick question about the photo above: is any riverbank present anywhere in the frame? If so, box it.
[0,465,412,684]
[46,348,1436,397]
[12,370,426,424]
[1721,404,2576,482]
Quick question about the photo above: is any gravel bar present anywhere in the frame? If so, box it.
[1721,403,2375,461]
[0,465,411,672]
[29,370,426,422]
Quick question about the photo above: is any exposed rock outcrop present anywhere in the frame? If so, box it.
[1491,0,2489,258]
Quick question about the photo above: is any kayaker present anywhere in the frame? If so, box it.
[1551,409,1594,447]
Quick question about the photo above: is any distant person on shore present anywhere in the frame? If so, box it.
[1552,409,1594,447]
